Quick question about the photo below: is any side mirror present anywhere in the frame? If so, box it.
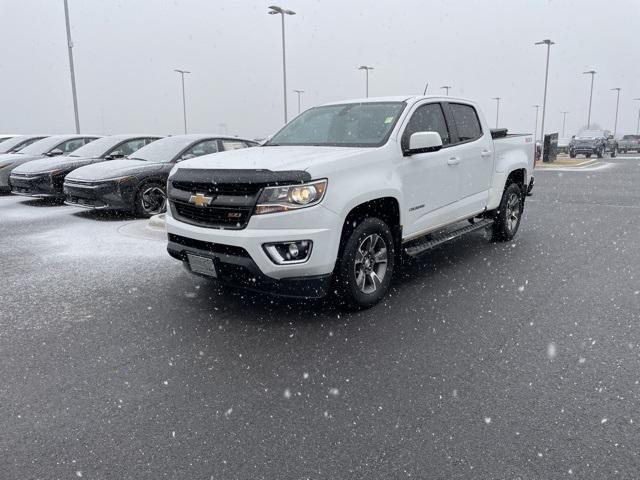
[179,153,196,162]
[404,132,443,156]
[105,151,125,160]
[47,148,64,157]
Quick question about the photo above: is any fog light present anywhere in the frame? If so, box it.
[263,240,313,264]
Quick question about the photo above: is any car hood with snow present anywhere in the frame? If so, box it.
[172,145,372,179]
[12,155,99,174]
[66,159,164,181]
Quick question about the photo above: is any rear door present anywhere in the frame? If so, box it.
[397,101,461,238]
[444,102,493,215]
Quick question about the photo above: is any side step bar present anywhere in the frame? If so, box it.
[403,218,494,257]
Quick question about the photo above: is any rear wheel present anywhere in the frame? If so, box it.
[586,153,592,158]
[569,151,576,158]
[491,182,523,242]
[135,182,167,218]
[335,217,395,309]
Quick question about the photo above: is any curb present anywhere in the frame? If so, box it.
[148,213,166,231]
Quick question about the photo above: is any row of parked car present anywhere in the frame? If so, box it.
[554,131,640,159]
[0,133,257,217]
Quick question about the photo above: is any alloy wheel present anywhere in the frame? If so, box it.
[354,233,388,294]
[505,192,521,233]
[141,186,167,215]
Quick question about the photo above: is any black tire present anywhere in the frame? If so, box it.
[134,181,167,218]
[491,182,523,242]
[335,217,395,309]
[597,148,604,159]
[611,148,617,158]
[586,153,592,158]
[569,151,576,158]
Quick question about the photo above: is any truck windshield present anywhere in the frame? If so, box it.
[267,102,405,147]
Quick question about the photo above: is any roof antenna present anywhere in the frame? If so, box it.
[423,83,429,95]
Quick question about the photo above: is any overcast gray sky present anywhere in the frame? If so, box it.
[2,0,639,139]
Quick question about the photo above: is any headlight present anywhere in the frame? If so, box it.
[255,179,327,215]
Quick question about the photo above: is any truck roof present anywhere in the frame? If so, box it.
[321,95,473,107]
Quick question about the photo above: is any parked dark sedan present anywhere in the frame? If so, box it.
[10,134,161,200]
[0,135,48,154]
[63,134,257,217]
[0,134,99,192]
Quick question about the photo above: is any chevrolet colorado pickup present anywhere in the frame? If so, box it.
[166,96,535,308]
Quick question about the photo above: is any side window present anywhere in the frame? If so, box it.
[57,138,86,153]
[116,139,147,156]
[221,139,248,151]
[401,103,450,150]
[449,104,482,143]
[180,139,219,161]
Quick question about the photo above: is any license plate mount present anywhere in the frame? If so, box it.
[187,254,217,278]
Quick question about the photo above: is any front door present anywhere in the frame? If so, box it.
[397,101,461,238]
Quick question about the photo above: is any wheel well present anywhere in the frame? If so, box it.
[506,168,526,190]
[339,197,401,252]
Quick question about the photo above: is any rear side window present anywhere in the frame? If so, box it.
[221,139,248,151]
[117,139,148,156]
[449,104,482,142]
[402,103,450,150]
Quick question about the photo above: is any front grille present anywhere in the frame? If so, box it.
[169,180,265,229]
[171,202,253,229]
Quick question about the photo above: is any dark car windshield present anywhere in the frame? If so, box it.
[267,102,405,147]
[129,136,201,163]
[68,136,128,158]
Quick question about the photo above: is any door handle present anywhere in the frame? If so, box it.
[447,156,460,166]
[480,149,492,158]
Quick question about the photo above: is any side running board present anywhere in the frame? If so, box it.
[403,219,494,257]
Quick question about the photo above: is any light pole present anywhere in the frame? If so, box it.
[63,0,80,133]
[293,89,304,114]
[358,66,374,97]
[268,5,296,124]
[492,97,501,128]
[535,39,554,155]
[561,111,569,137]
[583,70,596,128]
[440,85,451,96]
[173,69,190,134]
[611,88,621,137]
[635,98,640,135]
[533,105,540,140]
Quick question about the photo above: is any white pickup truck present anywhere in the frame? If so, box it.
[166,96,535,308]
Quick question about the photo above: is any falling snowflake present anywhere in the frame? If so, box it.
[225,408,233,417]
[601,418,608,424]
[283,388,292,399]
[579,357,586,364]
[76,472,83,478]
[329,388,339,397]
[303,373,309,380]
[484,417,491,424]
[547,343,557,359]
[518,285,525,292]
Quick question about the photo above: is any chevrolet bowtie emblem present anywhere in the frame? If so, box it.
[189,192,213,207]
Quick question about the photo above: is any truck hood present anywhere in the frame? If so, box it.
[175,146,371,176]
[66,159,163,181]
[12,155,97,174]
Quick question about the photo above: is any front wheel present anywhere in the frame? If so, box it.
[335,217,395,309]
[135,182,167,218]
[610,148,617,158]
[491,182,523,242]
[569,151,576,158]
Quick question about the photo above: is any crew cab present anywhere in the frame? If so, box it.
[569,130,617,158]
[166,96,534,308]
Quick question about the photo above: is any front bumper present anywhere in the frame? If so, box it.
[167,233,332,298]
[10,173,62,198]
[63,179,133,210]
[166,203,341,285]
